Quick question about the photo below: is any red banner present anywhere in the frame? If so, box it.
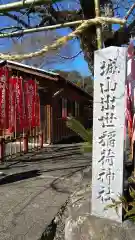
[24,80,38,128]
[0,66,9,130]
[15,77,24,131]
[8,77,25,133]
[1,75,40,133]
[7,77,16,133]
[35,94,40,127]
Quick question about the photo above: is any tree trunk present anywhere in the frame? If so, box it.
[79,1,114,74]
[80,27,96,74]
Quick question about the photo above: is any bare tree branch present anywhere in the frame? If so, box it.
[0,0,51,13]
[124,3,135,20]
[0,26,22,32]
[4,12,30,28]
[57,50,82,59]
[34,6,82,27]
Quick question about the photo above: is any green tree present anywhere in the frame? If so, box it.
[54,70,93,94]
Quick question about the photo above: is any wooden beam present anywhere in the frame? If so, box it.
[0,17,126,38]
[0,0,51,13]
[7,63,59,81]
[94,0,102,49]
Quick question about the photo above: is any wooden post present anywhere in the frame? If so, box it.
[39,131,43,148]
[0,138,5,163]
[46,105,51,144]
[23,133,28,153]
[94,0,103,49]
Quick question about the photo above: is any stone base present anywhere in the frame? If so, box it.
[65,214,135,240]
[64,174,135,240]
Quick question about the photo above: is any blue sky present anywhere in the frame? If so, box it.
[0,0,90,76]
[0,0,134,77]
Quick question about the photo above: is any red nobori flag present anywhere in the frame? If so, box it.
[15,77,24,131]
[35,94,40,127]
[7,77,16,133]
[8,77,24,133]
[24,80,37,128]
[0,66,9,130]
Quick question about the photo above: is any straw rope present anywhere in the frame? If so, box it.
[0,17,125,61]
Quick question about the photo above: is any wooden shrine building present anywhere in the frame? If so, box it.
[0,60,92,145]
